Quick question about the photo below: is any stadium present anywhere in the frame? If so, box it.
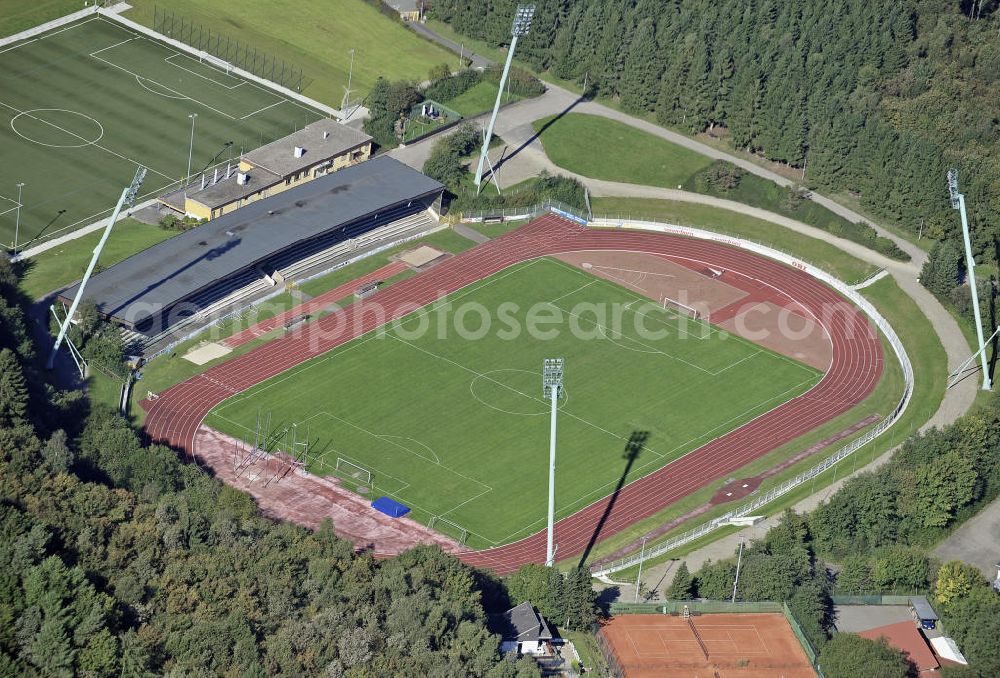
[12,4,909,577]
[141,211,898,573]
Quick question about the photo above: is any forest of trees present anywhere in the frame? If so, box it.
[430,0,1000,267]
[0,257,574,676]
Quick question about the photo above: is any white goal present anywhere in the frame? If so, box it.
[661,295,703,320]
[335,457,372,485]
[429,516,470,544]
[200,52,233,75]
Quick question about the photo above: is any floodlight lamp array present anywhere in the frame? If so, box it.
[947,168,960,210]
[124,167,148,207]
[542,358,564,397]
[512,4,536,37]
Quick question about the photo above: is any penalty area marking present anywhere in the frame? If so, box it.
[134,75,188,99]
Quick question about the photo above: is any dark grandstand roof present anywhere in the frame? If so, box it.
[63,156,443,325]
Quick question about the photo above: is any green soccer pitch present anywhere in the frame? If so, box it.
[0,17,323,250]
[205,258,823,549]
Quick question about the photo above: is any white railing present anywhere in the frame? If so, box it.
[583,217,913,577]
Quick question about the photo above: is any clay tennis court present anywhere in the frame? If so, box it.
[599,613,816,677]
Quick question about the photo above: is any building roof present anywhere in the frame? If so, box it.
[243,118,372,178]
[909,596,939,620]
[387,0,419,12]
[172,166,282,211]
[929,636,968,665]
[859,622,939,673]
[63,156,443,326]
[489,602,554,643]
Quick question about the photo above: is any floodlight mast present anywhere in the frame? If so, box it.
[48,167,147,370]
[948,169,991,390]
[473,4,535,193]
[542,357,563,567]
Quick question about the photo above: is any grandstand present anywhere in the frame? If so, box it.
[59,156,444,355]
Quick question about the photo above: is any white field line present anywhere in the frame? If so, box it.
[89,49,237,120]
[0,100,175,182]
[239,100,284,120]
[0,39,37,55]
[88,36,137,56]
[548,300,714,375]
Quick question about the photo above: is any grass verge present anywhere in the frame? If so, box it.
[533,113,713,188]
[590,197,876,284]
[19,220,178,300]
[0,0,79,36]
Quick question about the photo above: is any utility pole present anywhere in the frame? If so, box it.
[184,113,198,208]
[474,4,535,192]
[634,536,648,603]
[13,182,24,256]
[49,167,146,370]
[948,169,992,390]
[543,357,564,567]
[731,540,745,603]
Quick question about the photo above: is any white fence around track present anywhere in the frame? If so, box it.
[582,217,913,577]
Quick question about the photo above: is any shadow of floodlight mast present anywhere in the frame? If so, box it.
[577,430,650,569]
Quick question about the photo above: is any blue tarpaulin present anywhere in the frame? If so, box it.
[371,496,410,518]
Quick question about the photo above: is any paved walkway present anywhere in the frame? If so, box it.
[933,498,1000,577]
[453,223,490,243]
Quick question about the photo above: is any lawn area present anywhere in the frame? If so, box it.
[590,197,876,284]
[124,0,454,107]
[204,257,821,549]
[0,16,323,248]
[0,0,79,36]
[533,113,714,188]
[19,220,177,300]
[443,80,520,118]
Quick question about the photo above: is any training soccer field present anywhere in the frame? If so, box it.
[0,16,323,250]
[205,258,822,549]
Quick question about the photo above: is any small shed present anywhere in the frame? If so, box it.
[488,601,556,656]
[371,496,410,518]
[909,596,939,627]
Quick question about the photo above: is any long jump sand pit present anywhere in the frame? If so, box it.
[599,613,816,678]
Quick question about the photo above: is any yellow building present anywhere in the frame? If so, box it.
[388,0,423,22]
[161,119,373,220]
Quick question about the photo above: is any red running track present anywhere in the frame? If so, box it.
[142,215,882,574]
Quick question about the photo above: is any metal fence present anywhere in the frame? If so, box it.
[782,602,818,665]
[153,6,309,92]
[610,600,784,615]
[460,199,588,224]
[830,594,915,606]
